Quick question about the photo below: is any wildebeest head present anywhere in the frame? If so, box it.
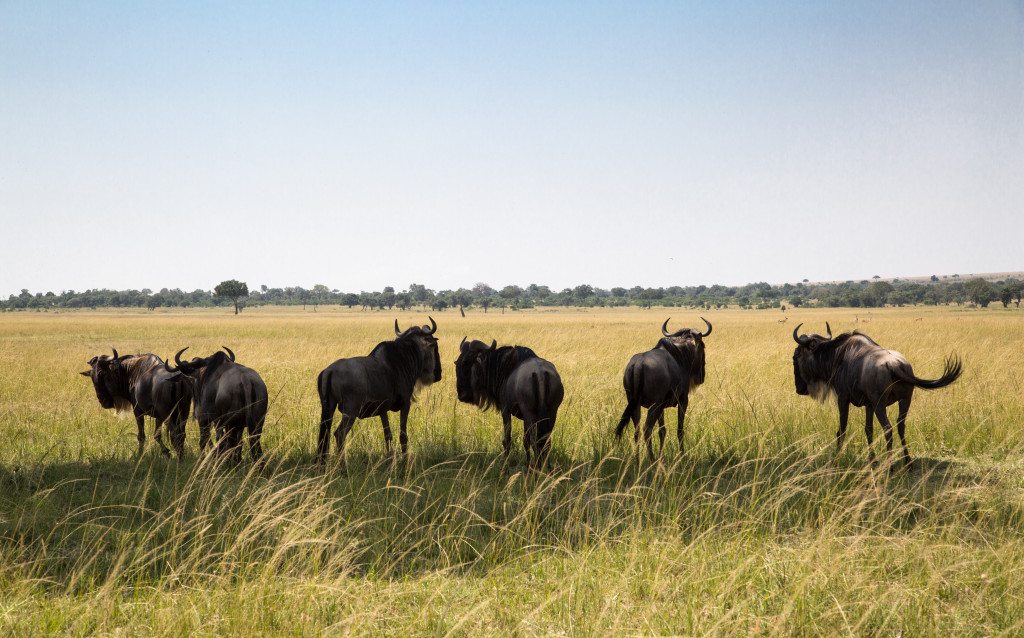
[80,347,133,411]
[455,337,497,404]
[163,346,236,383]
[395,317,441,385]
[791,322,833,397]
[660,317,712,385]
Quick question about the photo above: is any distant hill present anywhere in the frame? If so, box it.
[798,271,1024,286]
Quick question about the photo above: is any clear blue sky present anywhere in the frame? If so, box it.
[1,1,1022,296]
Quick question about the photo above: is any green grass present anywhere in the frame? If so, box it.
[0,306,1021,636]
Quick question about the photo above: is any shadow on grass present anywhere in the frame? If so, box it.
[0,440,1016,588]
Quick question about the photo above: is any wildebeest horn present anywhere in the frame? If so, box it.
[490,339,497,350]
[793,323,810,345]
[111,347,119,360]
[174,347,189,367]
[662,318,672,337]
[222,346,235,361]
[699,317,712,337]
[425,316,437,335]
[460,336,468,352]
[825,322,833,339]
[394,319,402,337]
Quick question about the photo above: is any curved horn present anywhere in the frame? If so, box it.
[222,346,235,361]
[699,317,712,337]
[792,323,810,345]
[394,319,402,337]
[662,318,672,337]
[825,322,833,339]
[174,347,189,367]
[110,347,119,360]
[490,339,497,350]
[425,316,437,335]
[460,336,468,352]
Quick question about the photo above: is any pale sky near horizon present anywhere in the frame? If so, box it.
[1,1,1022,297]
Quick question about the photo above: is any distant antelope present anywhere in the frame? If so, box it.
[778,317,789,324]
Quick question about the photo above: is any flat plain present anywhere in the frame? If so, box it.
[0,306,1021,636]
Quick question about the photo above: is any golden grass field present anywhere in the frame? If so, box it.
[0,305,1022,636]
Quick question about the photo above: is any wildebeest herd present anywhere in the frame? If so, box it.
[81,317,963,470]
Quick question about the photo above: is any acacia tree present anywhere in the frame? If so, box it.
[311,284,330,312]
[215,279,249,314]
[965,278,996,308]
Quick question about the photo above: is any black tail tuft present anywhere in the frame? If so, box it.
[615,366,642,439]
[906,354,963,390]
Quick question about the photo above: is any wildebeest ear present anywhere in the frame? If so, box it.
[79,370,91,377]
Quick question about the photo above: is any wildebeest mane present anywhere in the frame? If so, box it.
[800,332,880,401]
[370,337,425,396]
[655,336,705,386]
[105,354,162,413]
[472,345,538,411]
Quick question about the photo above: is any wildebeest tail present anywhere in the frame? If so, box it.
[531,371,547,424]
[615,366,642,439]
[899,355,963,390]
[316,368,331,403]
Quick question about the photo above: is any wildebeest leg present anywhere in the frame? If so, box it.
[317,398,337,463]
[215,422,244,463]
[864,408,876,465]
[534,414,554,471]
[380,413,393,458]
[169,417,186,458]
[657,412,666,454]
[153,417,172,457]
[896,397,912,468]
[133,409,146,456]
[677,394,689,454]
[836,397,850,455]
[168,404,186,458]
[875,404,895,466]
[631,403,641,444]
[523,419,535,469]
[643,408,660,460]
[398,404,410,458]
[198,419,213,452]
[335,413,356,469]
[247,415,264,464]
[501,410,513,466]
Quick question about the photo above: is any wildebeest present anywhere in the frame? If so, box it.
[455,338,564,470]
[80,348,191,457]
[317,318,441,465]
[164,346,268,463]
[615,318,711,458]
[791,323,963,467]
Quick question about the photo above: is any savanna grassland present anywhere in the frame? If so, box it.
[0,306,1022,636]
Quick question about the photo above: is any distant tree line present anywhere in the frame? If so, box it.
[3,275,1021,312]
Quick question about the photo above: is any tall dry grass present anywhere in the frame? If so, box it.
[0,306,1021,635]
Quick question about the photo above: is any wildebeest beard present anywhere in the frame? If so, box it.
[794,333,861,403]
